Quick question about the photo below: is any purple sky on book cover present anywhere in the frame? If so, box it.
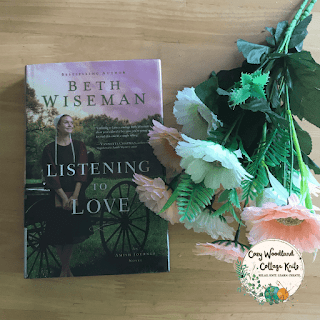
[26,60,163,123]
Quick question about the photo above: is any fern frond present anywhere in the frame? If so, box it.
[212,201,243,225]
[228,188,241,209]
[241,130,276,202]
[177,174,215,222]
[265,126,290,167]
[242,125,291,203]
[242,161,269,201]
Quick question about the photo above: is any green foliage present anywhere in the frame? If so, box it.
[195,72,219,114]
[242,161,269,202]
[242,124,291,202]
[264,126,290,168]
[286,51,320,129]
[294,120,312,155]
[229,70,270,107]
[213,188,243,225]
[265,21,288,47]
[237,39,271,64]
[230,85,251,106]
[289,15,312,50]
[175,174,215,222]
[218,189,241,209]
[301,152,320,174]
[240,98,271,113]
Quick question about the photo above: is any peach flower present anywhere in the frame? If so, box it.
[148,120,184,173]
[133,173,180,224]
[194,241,248,265]
[241,194,320,253]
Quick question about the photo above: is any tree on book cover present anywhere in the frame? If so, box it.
[24,60,169,278]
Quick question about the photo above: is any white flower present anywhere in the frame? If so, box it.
[173,87,222,140]
[175,135,252,189]
[183,209,235,240]
[292,166,320,197]
[255,188,287,207]
[255,167,320,208]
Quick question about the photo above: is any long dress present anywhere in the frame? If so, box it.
[42,140,93,245]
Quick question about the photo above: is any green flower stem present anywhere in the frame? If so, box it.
[254,123,268,207]
[300,0,318,21]
[277,0,310,53]
[287,117,294,195]
[221,117,239,146]
[285,85,313,210]
[261,1,317,72]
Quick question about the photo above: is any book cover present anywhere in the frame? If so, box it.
[24,59,169,278]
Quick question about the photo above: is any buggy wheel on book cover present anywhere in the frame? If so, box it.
[25,199,60,278]
[99,180,150,256]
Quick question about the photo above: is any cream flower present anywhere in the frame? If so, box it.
[241,194,320,253]
[183,209,235,240]
[133,174,180,225]
[173,87,222,140]
[148,120,184,173]
[175,135,252,189]
[292,167,320,198]
[194,241,248,264]
[255,188,287,207]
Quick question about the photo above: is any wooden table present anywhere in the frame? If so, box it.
[1,0,320,318]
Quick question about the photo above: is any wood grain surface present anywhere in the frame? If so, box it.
[1,0,320,319]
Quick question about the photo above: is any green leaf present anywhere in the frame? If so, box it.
[302,152,320,174]
[195,72,219,114]
[264,126,290,167]
[230,71,269,106]
[240,99,271,113]
[265,26,275,36]
[287,51,320,128]
[267,112,289,128]
[239,139,252,162]
[289,15,312,49]
[176,174,215,222]
[230,85,251,106]
[274,20,288,44]
[265,21,288,47]
[158,186,179,216]
[285,67,293,90]
[216,88,231,96]
[212,202,243,225]
[241,128,289,202]
[250,85,267,100]
[228,188,241,208]
[237,39,271,64]
[294,120,312,155]
[241,73,253,86]
[269,80,281,110]
[218,189,230,203]
[252,71,270,86]
[242,162,269,201]
[265,26,276,46]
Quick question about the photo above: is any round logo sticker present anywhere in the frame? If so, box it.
[238,239,304,304]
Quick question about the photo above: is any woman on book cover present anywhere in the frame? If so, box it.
[42,114,92,277]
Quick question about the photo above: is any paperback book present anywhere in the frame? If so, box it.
[24,59,169,278]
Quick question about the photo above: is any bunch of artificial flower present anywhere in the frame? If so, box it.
[133,0,320,265]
